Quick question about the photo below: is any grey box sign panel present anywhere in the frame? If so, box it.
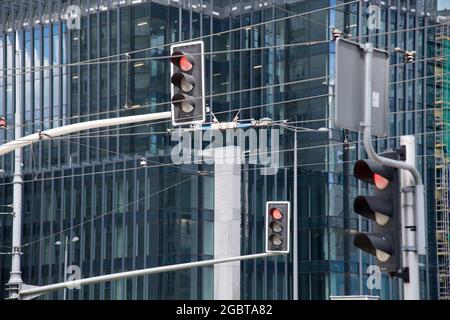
[335,38,389,137]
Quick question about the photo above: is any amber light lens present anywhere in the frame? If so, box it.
[270,221,283,233]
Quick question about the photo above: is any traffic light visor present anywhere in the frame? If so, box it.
[354,160,393,190]
[270,221,283,233]
[353,232,393,262]
[354,196,392,226]
[269,234,283,246]
[172,93,195,113]
[171,73,195,93]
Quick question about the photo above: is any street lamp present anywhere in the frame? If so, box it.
[55,236,79,300]
[285,125,329,301]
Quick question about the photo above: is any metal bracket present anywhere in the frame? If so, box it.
[38,131,51,140]
[396,145,407,161]
[12,247,22,255]
[359,121,372,127]
[405,225,417,231]
[390,268,410,283]
[402,245,417,253]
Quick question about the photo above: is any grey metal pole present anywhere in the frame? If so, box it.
[1,110,171,297]
[7,48,24,298]
[293,131,298,300]
[404,187,420,299]
[19,253,282,299]
[401,135,421,300]
[0,111,172,157]
[360,42,425,299]
[64,236,68,300]
[359,44,426,261]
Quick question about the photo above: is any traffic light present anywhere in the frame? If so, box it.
[266,201,290,253]
[170,41,205,127]
[353,151,402,274]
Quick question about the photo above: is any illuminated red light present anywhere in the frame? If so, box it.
[179,56,193,72]
[270,208,283,220]
[373,173,390,190]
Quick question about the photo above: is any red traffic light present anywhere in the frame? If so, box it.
[171,51,194,72]
[180,56,193,72]
[270,208,283,220]
[373,173,390,190]
[354,160,393,189]
[266,201,289,253]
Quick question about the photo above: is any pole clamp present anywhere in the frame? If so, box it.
[391,268,410,283]
[359,122,372,128]
[402,245,417,253]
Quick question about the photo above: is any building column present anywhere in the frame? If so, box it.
[213,146,242,300]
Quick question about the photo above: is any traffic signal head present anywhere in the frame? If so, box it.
[352,152,402,274]
[266,201,290,253]
[170,41,205,127]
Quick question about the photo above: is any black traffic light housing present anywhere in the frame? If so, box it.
[170,41,205,126]
[266,201,290,253]
[353,151,403,274]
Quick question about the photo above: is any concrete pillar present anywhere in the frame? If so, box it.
[213,146,242,300]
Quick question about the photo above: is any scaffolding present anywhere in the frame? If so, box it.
[434,24,450,300]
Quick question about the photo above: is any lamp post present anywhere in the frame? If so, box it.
[261,119,329,300]
[55,236,79,300]
[287,125,329,300]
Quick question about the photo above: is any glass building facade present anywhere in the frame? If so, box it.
[0,0,441,300]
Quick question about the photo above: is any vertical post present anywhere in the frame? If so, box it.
[342,130,351,295]
[357,133,364,295]
[401,135,420,300]
[8,48,24,297]
[293,131,298,300]
[362,43,373,129]
[213,146,241,300]
[403,188,420,299]
[64,236,68,300]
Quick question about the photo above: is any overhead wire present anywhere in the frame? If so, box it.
[0,0,360,75]
[20,175,197,249]
[0,0,448,259]
[0,125,447,187]
[13,125,450,249]
[0,21,447,132]
[0,74,329,132]
[0,58,446,140]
